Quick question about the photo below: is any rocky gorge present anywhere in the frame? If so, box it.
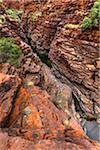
[0,0,100,149]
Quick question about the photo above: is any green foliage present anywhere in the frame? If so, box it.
[0,37,22,67]
[6,8,23,22]
[82,17,92,30]
[82,0,100,30]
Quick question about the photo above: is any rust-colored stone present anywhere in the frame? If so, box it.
[0,73,21,125]
[0,0,100,149]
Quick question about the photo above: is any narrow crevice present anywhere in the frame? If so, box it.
[27,36,52,68]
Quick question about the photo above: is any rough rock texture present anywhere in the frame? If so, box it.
[50,27,99,119]
[22,0,96,53]
[49,14,99,121]
[20,0,99,120]
[0,131,35,150]
[3,0,24,9]
[0,72,100,150]
[1,130,99,150]
[0,0,100,149]
[0,73,21,126]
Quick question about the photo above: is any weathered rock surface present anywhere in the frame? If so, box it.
[0,73,21,126]
[21,0,96,53]
[0,72,100,149]
[20,0,99,120]
[49,18,99,121]
[1,130,99,150]
[3,0,24,9]
[49,28,99,117]
[0,0,100,149]
[0,131,35,150]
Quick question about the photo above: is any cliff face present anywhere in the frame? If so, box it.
[0,0,100,149]
[21,0,99,120]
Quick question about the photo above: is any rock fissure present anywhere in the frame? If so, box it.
[0,0,100,149]
[27,37,52,68]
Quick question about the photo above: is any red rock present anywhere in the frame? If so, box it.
[0,0,100,149]
[0,131,35,150]
[1,130,99,150]
[3,0,24,9]
[8,86,66,140]
[0,73,21,126]
[0,72,99,149]
[33,139,86,150]
[19,0,100,121]
[49,25,99,119]
[0,64,19,76]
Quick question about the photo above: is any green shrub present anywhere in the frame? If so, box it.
[82,17,92,30]
[6,8,23,22]
[82,0,100,30]
[90,1,100,26]
[0,37,22,67]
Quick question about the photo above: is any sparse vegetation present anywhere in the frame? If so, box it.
[64,1,100,31]
[81,0,100,30]
[81,17,92,30]
[0,37,22,67]
[5,8,23,22]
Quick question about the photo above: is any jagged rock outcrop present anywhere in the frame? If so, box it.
[0,73,21,126]
[0,71,100,149]
[49,7,99,121]
[20,0,99,120]
[0,131,35,150]
[3,0,24,9]
[0,130,99,150]
[0,0,100,149]
[49,22,99,118]
[21,0,96,53]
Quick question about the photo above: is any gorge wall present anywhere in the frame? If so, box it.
[0,0,100,149]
